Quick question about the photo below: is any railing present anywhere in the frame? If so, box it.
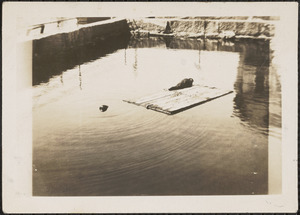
[25,17,113,37]
[26,18,78,36]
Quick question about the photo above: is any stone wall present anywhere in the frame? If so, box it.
[130,18,276,39]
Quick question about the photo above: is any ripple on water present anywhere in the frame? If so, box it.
[33,40,275,196]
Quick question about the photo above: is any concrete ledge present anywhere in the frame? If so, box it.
[32,18,130,57]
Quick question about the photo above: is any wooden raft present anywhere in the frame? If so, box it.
[123,85,233,115]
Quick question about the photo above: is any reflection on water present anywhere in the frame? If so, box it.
[32,35,130,85]
[233,42,270,134]
[33,36,280,196]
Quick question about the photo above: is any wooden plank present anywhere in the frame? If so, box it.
[148,87,212,107]
[123,85,233,115]
[136,85,210,106]
[167,91,233,113]
[148,89,230,113]
[133,90,175,104]
[138,86,221,110]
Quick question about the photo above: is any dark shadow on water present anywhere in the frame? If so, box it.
[32,35,130,86]
[233,41,270,133]
[129,37,269,62]
[163,37,172,48]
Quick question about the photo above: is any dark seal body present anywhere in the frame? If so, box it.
[163,21,172,34]
[99,105,108,112]
[168,78,194,91]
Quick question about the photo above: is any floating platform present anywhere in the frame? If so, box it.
[123,85,233,115]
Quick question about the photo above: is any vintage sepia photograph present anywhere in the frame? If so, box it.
[2,2,298,213]
[30,16,280,196]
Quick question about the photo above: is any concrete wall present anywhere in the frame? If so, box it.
[33,18,130,57]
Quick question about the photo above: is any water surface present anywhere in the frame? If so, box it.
[33,37,279,196]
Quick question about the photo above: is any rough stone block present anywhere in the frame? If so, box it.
[192,20,205,33]
[260,23,275,37]
[169,20,203,34]
[134,20,165,32]
[235,22,247,35]
[170,20,192,33]
[245,22,260,36]
[205,21,219,34]
[218,21,236,32]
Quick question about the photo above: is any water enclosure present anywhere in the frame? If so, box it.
[32,31,281,195]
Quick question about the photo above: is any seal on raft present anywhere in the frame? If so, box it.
[168,78,194,91]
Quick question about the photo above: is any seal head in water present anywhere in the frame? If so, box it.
[99,105,108,112]
[168,78,194,91]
